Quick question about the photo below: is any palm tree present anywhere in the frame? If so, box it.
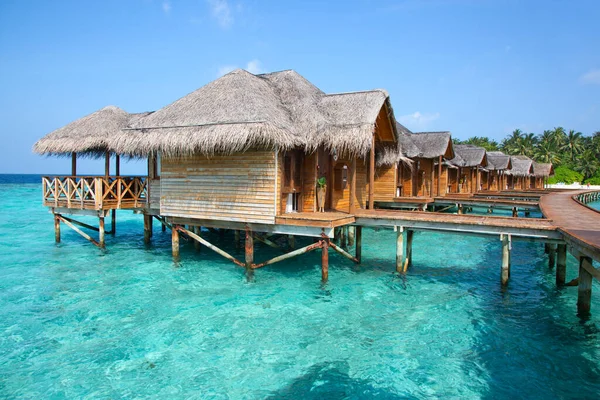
[513,132,537,157]
[501,129,523,154]
[535,140,561,164]
[561,130,584,162]
[550,127,566,148]
[575,149,600,179]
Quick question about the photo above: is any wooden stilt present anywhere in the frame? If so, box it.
[144,215,151,243]
[253,241,324,269]
[288,235,295,250]
[172,224,180,259]
[501,234,511,285]
[58,215,100,247]
[355,226,362,263]
[512,207,518,218]
[161,220,166,232]
[99,216,105,248]
[321,238,329,282]
[548,244,556,269]
[458,204,463,215]
[54,214,61,243]
[396,226,404,273]
[340,226,347,248]
[577,256,593,316]
[193,226,201,252]
[245,227,254,267]
[406,230,414,268]
[556,244,567,286]
[111,209,116,235]
[348,226,355,247]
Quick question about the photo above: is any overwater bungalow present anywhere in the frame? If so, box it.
[531,162,554,189]
[448,145,488,194]
[485,151,512,191]
[507,155,534,190]
[34,69,405,277]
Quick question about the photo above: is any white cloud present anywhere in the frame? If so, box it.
[217,59,264,77]
[162,1,171,14]
[245,59,263,74]
[397,111,440,130]
[207,0,233,28]
[580,69,600,85]
[217,65,237,77]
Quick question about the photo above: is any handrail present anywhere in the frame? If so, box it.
[42,176,148,210]
[572,190,600,215]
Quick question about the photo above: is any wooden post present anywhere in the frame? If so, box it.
[577,256,593,316]
[321,238,329,282]
[54,214,61,243]
[71,152,77,176]
[406,230,414,268]
[104,151,110,177]
[288,235,295,250]
[193,226,201,252]
[172,224,180,259]
[340,226,347,249]
[457,204,463,215]
[437,155,442,196]
[396,226,404,273]
[111,210,116,235]
[245,227,254,267]
[235,230,241,250]
[501,234,511,285]
[429,159,435,198]
[476,167,481,192]
[512,207,518,218]
[349,157,357,213]
[144,214,151,243]
[369,134,375,209]
[355,226,362,263]
[115,154,120,176]
[348,226,355,247]
[99,216,105,248]
[548,244,556,269]
[556,244,567,286]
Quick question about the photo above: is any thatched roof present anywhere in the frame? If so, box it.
[449,144,487,167]
[404,131,454,159]
[486,151,512,170]
[396,122,413,135]
[507,155,533,177]
[33,106,147,156]
[36,69,400,158]
[533,162,554,177]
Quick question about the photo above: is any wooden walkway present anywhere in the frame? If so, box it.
[433,196,539,209]
[540,190,600,264]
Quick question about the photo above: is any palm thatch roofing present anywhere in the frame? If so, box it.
[507,155,534,177]
[32,106,153,157]
[377,123,453,166]
[486,151,512,170]
[533,162,554,177]
[449,144,487,168]
[34,69,400,158]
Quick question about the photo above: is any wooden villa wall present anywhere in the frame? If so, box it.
[416,159,434,197]
[160,150,277,224]
[300,152,317,213]
[354,159,368,209]
[373,164,396,202]
[438,165,449,197]
[399,163,413,197]
[148,178,161,211]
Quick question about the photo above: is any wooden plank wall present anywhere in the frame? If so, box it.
[417,159,434,197]
[148,178,161,210]
[161,150,277,224]
[438,166,449,196]
[373,164,396,201]
[355,159,368,209]
[401,164,413,197]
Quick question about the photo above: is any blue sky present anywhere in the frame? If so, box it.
[1,0,599,174]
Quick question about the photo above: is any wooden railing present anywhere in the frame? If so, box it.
[42,176,148,210]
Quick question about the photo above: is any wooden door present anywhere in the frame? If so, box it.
[317,148,332,210]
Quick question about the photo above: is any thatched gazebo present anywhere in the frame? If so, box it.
[485,151,513,191]
[532,162,554,189]
[448,145,488,193]
[506,155,534,190]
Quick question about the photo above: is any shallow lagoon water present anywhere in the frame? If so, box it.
[1,176,600,399]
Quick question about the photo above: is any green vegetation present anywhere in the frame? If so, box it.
[455,128,600,181]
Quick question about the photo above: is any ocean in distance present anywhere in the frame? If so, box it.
[1,174,599,398]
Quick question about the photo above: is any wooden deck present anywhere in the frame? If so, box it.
[540,190,600,264]
[434,196,539,209]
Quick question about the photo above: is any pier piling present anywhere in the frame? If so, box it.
[577,256,593,316]
[288,235,295,250]
[54,214,61,243]
[501,234,511,285]
[172,224,180,259]
[556,244,567,286]
[396,226,404,273]
[111,210,116,235]
[99,216,105,248]
[193,226,202,252]
[143,215,152,243]
[321,238,329,283]
[548,244,556,269]
[348,226,355,246]
[355,226,362,263]
[406,230,414,269]
[245,227,254,267]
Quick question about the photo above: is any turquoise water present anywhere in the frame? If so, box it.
[1,175,600,399]
[589,199,600,211]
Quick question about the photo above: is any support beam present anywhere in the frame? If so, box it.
[288,235,295,250]
[99,216,105,248]
[235,230,241,250]
[355,226,362,263]
[253,241,324,269]
[369,133,375,209]
[178,226,244,268]
[322,238,329,282]
[548,243,556,269]
[245,227,254,267]
[58,215,101,247]
[144,215,152,243]
[111,210,116,235]
[193,226,202,252]
[406,230,414,269]
[348,226,355,247]
[501,234,511,285]
[556,244,567,286]
[577,256,593,316]
[512,207,518,218]
[104,151,110,177]
[71,152,77,176]
[54,214,61,243]
[396,226,404,273]
[172,224,180,259]
[60,215,99,232]
[340,226,347,248]
[329,240,359,263]
[115,154,120,176]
